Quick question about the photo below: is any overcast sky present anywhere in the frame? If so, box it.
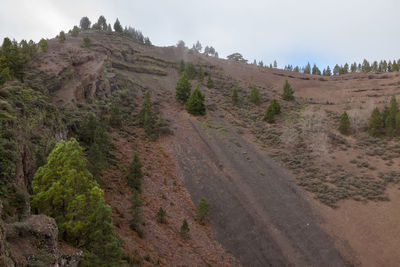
[1,0,399,68]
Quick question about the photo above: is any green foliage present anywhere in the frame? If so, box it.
[184,62,197,79]
[186,86,206,115]
[38,39,48,52]
[264,99,280,123]
[338,112,351,135]
[206,76,214,89]
[227,52,247,63]
[157,207,167,224]
[97,15,107,30]
[198,66,204,82]
[368,108,382,137]
[282,80,294,101]
[179,219,190,239]
[126,152,143,192]
[109,103,122,128]
[114,18,123,33]
[196,198,210,225]
[0,67,10,85]
[71,26,80,37]
[80,17,91,30]
[31,139,122,265]
[385,96,398,137]
[129,191,143,237]
[138,91,156,138]
[84,204,123,266]
[232,88,239,105]
[249,86,260,105]
[31,139,101,241]
[81,35,91,48]
[78,114,113,181]
[1,38,24,81]
[179,60,185,74]
[175,73,192,103]
[58,31,66,43]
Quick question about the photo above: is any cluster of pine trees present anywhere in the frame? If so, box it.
[283,59,400,76]
[79,16,151,45]
[0,37,38,85]
[368,96,400,137]
[176,61,207,115]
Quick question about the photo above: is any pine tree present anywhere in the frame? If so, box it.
[198,65,204,82]
[338,112,351,135]
[196,198,210,225]
[179,60,185,74]
[109,103,122,128]
[264,105,275,123]
[232,88,239,105]
[206,76,214,88]
[264,99,280,123]
[249,86,260,105]
[129,191,143,237]
[126,152,143,192]
[38,38,48,52]
[138,91,153,124]
[113,18,123,33]
[368,108,383,137]
[80,17,91,30]
[179,219,190,239]
[0,67,10,85]
[85,203,123,266]
[157,207,167,224]
[81,35,91,48]
[87,142,105,183]
[385,96,398,137]
[97,15,107,30]
[71,26,79,37]
[31,139,105,243]
[58,31,66,43]
[186,86,206,115]
[175,73,192,103]
[185,62,197,79]
[282,80,294,101]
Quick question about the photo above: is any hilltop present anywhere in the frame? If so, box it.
[1,26,400,266]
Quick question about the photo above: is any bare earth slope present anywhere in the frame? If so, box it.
[165,106,346,266]
[29,30,400,266]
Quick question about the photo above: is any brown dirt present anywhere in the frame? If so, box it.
[103,129,239,266]
[37,30,400,266]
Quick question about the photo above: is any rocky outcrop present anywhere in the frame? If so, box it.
[4,215,82,266]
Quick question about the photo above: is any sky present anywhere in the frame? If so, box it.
[1,0,399,69]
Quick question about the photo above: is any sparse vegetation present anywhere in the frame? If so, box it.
[196,198,210,225]
[207,76,214,88]
[126,152,143,192]
[338,112,351,135]
[179,219,190,239]
[186,86,206,115]
[157,207,167,224]
[176,73,192,103]
[81,35,91,48]
[282,80,294,100]
[249,86,260,105]
[232,88,239,105]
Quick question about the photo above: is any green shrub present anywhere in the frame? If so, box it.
[249,86,260,105]
[196,198,210,225]
[186,86,205,115]
[282,80,294,100]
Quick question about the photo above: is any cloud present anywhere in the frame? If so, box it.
[1,0,399,68]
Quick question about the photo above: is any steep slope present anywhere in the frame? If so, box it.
[4,28,400,266]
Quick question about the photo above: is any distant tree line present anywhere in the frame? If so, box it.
[0,37,38,85]
[78,16,152,46]
[176,40,219,58]
[282,59,400,76]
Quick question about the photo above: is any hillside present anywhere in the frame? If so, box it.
[1,29,400,266]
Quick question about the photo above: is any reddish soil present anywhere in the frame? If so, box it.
[103,129,239,266]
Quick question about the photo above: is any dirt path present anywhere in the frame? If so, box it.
[165,107,347,266]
